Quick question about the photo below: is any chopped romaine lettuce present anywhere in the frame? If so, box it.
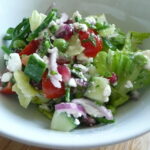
[29,10,46,32]
[94,50,150,107]
[99,24,116,38]
[122,32,150,52]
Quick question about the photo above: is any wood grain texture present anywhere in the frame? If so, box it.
[0,132,149,150]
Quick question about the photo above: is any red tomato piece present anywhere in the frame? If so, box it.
[58,65,71,83]
[42,72,65,99]
[19,40,40,56]
[79,29,103,57]
[0,82,15,94]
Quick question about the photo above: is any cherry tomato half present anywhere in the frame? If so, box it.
[42,72,65,99]
[58,65,71,83]
[79,29,103,57]
[19,40,40,56]
[0,82,15,94]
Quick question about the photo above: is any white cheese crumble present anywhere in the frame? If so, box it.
[139,50,150,70]
[72,11,82,21]
[1,72,12,82]
[68,78,77,87]
[77,53,93,63]
[103,84,111,97]
[73,64,89,73]
[74,119,80,125]
[124,80,133,89]
[73,22,88,32]
[85,16,96,25]
[7,53,22,72]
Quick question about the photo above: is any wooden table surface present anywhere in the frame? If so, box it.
[0,132,149,150]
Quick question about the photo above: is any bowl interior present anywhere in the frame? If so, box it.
[0,0,150,149]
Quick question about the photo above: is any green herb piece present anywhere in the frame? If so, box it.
[65,87,71,102]
[95,22,109,30]
[1,45,12,54]
[50,70,58,75]
[38,33,51,57]
[82,34,96,47]
[102,38,117,51]
[2,18,31,52]
[27,9,57,41]
[13,40,26,49]
[96,117,115,124]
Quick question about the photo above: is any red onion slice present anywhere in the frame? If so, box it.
[55,103,86,118]
[55,24,73,40]
[73,98,113,120]
[75,78,88,87]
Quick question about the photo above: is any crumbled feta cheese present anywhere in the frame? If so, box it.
[4,54,9,60]
[73,64,89,73]
[103,85,111,97]
[74,119,80,125]
[137,50,150,70]
[1,72,12,82]
[72,11,82,21]
[68,78,77,87]
[85,16,96,25]
[7,53,22,72]
[78,72,87,81]
[73,22,88,32]
[56,13,68,24]
[77,53,93,63]
[124,80,133,89]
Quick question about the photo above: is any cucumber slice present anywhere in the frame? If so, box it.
[24,54,46,83]
[85,77,111,103]
[51,111,77,132]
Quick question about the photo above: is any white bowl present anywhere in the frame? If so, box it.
[0,0,150,149]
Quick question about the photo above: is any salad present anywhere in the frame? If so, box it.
[1,9,150,132]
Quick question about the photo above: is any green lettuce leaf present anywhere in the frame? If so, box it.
[122,32,150,52]
[94,50,150,107]
[12,71,39,108]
